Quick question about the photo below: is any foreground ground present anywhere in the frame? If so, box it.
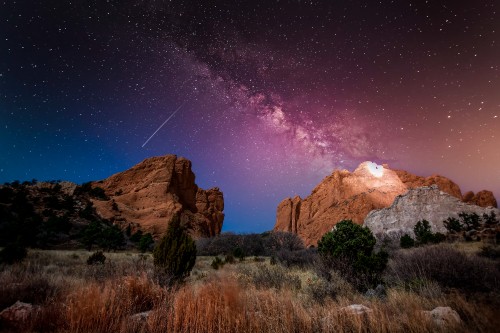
[0,244,499,332]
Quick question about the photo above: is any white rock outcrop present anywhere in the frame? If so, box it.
[422,306,461,328]
[364,185,499,238]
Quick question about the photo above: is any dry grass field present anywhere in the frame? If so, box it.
[0,245,499,333]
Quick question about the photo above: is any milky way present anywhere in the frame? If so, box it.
[1,1,499,232]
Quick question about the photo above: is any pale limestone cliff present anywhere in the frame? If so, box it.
[364,185,499,238]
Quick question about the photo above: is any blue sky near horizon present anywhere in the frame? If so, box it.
[1,1,499,232]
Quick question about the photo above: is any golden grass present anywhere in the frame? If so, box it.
[0,250,498,333]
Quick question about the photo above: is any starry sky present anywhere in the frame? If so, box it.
[1,1,499,232]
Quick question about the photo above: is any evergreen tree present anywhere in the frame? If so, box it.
[153,216,196,282]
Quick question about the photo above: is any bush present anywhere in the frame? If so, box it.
[386,245,500,293]
[139,233,154,252]
[0,242,27,264]
[275,248,318,268]
[433,232,446,243]
[483,211,498,225]
[265,231,305,254]
[130,229,143,243]
[211,256,224,270]
[318,220,376,258]
[414,220,445,245]
[400,234,415,248]
[443,217,463,233]
[89,186,109,200]
[459,212,481,231]
[153,216,196,282]
[414,220,434,244]
[98,225,125,251]
[86,251,106,265]
[233,247,245,260]
[317,220,388,290]
[478,245,500,259]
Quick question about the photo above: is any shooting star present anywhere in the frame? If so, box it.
[142,102,185,148]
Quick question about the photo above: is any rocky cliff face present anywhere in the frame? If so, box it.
[274,162,497,246]
[364,185,499,238]
[275,162,408,246]
[463,190,498,208]
[393,170,463,199]
[91,155,224,238]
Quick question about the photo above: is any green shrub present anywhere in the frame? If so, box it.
[89,186,109,200]
[79,220,103,251]
[130,229,143,243]
[98,225,125,251]
[233,247,245,260]
[317,220,388,290]
[483,212,498,225]
[275,248,318,268]
[414,220,434,244]
[318,220,376,258]
[443,217,463,233]
[433,232,446,243]
[0,242,27,264]
[153,216,196,282]
[86,251,106,265]
[414,220,445,245]
[211,256,224,269]
[459,212,481,231]
[400,234,415,248]
[139,233,154,252]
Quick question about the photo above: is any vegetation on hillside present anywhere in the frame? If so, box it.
[0,181,152,252]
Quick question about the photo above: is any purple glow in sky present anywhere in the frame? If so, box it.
[1,1,499,232]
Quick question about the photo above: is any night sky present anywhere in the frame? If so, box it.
[1,1,499,232]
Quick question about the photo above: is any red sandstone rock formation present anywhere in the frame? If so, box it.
[463,190,497,208]
[274,162,497,246]
[91,155,224,238]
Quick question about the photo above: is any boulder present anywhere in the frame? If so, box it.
[91,155,224,239]
[0,301,37,327]
[365,284,386,299]
[422,306,461,327]
[129,310,152,323]
[341,304,373,315]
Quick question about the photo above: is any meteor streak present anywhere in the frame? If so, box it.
[142,102,185,148]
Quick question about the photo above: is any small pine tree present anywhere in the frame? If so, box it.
[153,216,196,282]
[459,212,481,231]
[414,220,434,244]
[139,233,154,252]
[400,234,415,248]
[483,212,498,225]
[443,217,463,233]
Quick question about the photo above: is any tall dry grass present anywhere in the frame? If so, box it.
[0,249,498,333]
